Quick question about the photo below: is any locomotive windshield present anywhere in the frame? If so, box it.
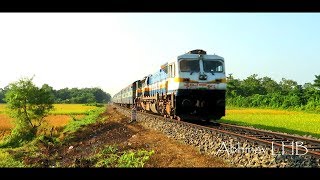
[203,60,224,73]
[180,60,200,72]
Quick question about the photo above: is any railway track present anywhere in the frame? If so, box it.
[177,120,320,158]
[213,123,320,156]
[116,105,320,159]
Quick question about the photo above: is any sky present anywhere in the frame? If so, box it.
[0,13,319,96]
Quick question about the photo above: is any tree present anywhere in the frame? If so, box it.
[226,77,242,98]
[91,87,110,103]
[279,78,298,95]
[241,74,265,96]
[0,88,4,103]
[314,75,320,89]
[4,77,54,136]
[55,88,71,103]
[54,87,110,104]
[105,93,111,103]
[261,76,281,94]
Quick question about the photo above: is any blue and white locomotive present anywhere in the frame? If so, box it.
[112,49,226,121]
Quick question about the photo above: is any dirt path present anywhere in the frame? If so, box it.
[25,105,231,167]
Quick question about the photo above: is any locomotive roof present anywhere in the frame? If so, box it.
[177,53,224,60]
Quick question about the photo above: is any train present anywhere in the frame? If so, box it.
[112,49,226,122]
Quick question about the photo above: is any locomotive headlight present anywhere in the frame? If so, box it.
[199,74,207,80]
[182,99,192,107]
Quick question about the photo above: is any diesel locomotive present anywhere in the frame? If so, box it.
[112,49,226,121]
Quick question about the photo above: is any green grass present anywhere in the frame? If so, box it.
[93,145,154,168]
[62,107,106,134]
[221,108,320,139]
[0,150,25,167]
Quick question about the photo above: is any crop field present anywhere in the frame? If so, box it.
[45,114,85,127]
[0,104,100,139]
[50,104,98,115]
[221,108,320,139]
[0,104,6,114]
[0,104,97,115]
[0,114,12,130]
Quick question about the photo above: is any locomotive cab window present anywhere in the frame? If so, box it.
[180,60,200,72]
[168,63,175,78]
[203,60,224,73]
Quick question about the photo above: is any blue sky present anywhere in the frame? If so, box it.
[0,13,319,96]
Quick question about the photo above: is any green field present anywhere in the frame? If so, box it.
[3,104,319,138]
[221,108,320,139]
[0,104,5,114]
[0,104,98,115]
[50,104,99,115]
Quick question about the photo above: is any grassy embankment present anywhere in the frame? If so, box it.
[0,104,103,167]
[0,104,153,167]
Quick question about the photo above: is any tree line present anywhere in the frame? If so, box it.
[227,74,320,112]
[0,84,111,104]
[1,75,319,111]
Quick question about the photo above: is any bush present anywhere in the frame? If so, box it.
[0,127,36,148]
[0,150,25,167]
[94,145,154,168]
[63,107,105,134]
